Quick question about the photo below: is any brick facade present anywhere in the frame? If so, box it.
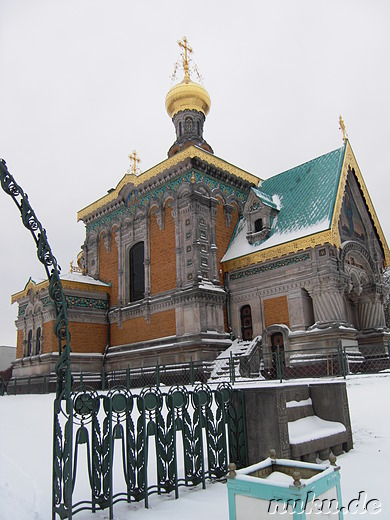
[264,295,290,329]
[68,322,108,354]
[42,321,58,354]
[16,329,23,359]
[99,228,118,304]
[110,309,176,346]
[215,196,239,285]
[149,203,176,295]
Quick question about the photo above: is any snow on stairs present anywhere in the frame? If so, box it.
[208,337,260,382]
[286,386,348,462]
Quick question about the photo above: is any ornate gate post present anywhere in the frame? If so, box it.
[0,159,73,518]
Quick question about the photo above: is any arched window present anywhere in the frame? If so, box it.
[27,330,33,356]
[254,218,263,232]
[130,242,145,302]
[36,327,41,355]
[240,305,253,341]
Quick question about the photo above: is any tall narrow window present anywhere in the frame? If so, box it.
[36,327,41,355]
[130,242,145,302]
[240,305,253,341]
[27,330,33,356]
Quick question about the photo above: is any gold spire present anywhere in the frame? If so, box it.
[339,115,348,144]
[166,37,211,119]
[128,150,141,176]
[178,36,193,83]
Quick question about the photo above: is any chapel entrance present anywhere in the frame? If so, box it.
[271,332,285,378]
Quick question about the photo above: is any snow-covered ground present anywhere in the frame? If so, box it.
[0,374,388,519]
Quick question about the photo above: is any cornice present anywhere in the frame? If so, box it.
[77,146,260,222]
[223,230,337,272]
[11,277,110,304]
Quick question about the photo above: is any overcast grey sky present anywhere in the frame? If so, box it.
[1,0,389,347]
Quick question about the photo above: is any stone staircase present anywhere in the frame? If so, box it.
[208,337,261,382]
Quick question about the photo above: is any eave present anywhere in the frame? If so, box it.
[11,277,110,304]
[77,146,260,222]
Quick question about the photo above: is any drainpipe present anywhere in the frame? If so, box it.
[102,293,111,373]
[223,272,233,339]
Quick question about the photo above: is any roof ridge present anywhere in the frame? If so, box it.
[262,145,345,184]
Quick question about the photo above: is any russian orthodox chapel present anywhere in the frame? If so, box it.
[11,39,390,379]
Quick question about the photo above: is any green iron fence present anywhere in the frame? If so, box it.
[5,339,390,396]
[53,382,247,519]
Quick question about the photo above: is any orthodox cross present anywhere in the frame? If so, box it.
[339,115,347,144]
[178,36,193,82]
[128,150,141,175]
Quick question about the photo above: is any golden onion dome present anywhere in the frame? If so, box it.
[165,77,211,119]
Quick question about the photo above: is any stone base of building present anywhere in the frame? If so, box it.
[105,331,231,371]
[12,352,104,378]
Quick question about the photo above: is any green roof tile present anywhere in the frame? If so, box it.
[260,145,345,235]
[222,145,346,262]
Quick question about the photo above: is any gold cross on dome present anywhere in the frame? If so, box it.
[178,36,193,82]
[128,150,141,175]
[339,115,348,144]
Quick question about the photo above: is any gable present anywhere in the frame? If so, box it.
[331,142,390,266]
[222,140,390,271]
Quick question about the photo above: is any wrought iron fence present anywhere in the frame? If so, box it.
[53,382,247,519]
[6,341,390,395]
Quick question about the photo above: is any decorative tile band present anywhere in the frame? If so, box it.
[41,295,108,310]
[66,296,108,310]
[229,253,310,280]
[86,169,249,232]
[18,304,27,317]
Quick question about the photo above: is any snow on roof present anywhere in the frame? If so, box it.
[222,216,330,262]
[222,146,345,263]
[60,271,110,287]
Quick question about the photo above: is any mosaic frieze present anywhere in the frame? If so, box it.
[229,253,310,280]
[66,296,108,310]
[18,304,27,317]
[87,169,248,232]
[40,295,108,310]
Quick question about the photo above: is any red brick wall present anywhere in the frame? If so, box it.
[264,296,290,328]
[111,309,176,346]
[215,198,238,285]
[40,320,107,355]
[99,227,118,304]
[68,321,108,354]
[16,329,24,359]
[150,203,176,295]
[42,321,58,354]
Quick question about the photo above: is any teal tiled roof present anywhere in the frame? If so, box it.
[251,187,279,209]
[259,145,345,235]
[222,145,346,262]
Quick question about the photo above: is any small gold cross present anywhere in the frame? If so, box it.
[128,150,141,175]
[339,115,347,144]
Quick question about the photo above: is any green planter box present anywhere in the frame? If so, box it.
[227,454,343,519]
